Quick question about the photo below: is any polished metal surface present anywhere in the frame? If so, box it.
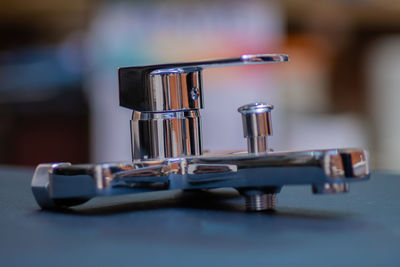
[31,148,369,209]
[131,110,202,160]
[238,102,273,154]
[148,70,203,112]
[245,193,276,211]
[238,188,278,211]
[119,54,289,111]
[237,102,276,210]
[31,53,371,212]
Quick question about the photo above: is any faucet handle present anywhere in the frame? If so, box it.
[118,54,288,111]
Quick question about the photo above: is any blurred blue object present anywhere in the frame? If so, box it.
[0,37,83,102]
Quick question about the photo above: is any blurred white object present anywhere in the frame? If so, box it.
[284,114,367,151]
[367,36,400,170]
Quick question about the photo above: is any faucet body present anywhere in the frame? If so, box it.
[31,54,370,211]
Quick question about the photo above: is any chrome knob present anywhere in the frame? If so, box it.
[238,102,273,154]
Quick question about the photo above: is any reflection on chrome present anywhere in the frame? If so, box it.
[31,54,370,211]
[31,148,369,210]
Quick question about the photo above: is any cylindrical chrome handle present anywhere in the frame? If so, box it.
[238,102,273,154]
[131,110,202,160]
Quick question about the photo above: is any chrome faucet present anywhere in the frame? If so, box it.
[31,54,370,211]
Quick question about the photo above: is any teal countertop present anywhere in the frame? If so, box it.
[0,167,399,266]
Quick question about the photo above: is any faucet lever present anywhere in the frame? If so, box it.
[118,54,288,111]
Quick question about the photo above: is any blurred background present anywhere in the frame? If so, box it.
[1,0,400,170]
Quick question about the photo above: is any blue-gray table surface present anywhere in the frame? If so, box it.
[0,167,399,267]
